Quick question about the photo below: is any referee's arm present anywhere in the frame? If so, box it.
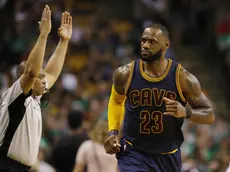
[20,6,51,95]
[44,12,72,89]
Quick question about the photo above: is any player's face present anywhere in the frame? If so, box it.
[33,72,48,96]
[140,28,168,62]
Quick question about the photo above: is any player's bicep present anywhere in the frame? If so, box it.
[180,69,212,109]
[113,69,126,95]
[185,92,212,109]
[113,63,132,95]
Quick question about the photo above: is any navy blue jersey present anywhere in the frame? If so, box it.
[123,59,187,154]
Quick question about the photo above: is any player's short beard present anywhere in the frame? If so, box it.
[141,48,163,62]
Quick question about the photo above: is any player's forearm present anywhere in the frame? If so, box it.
[187,107,215,124]
[25,34,48,76]
[108,85,126,133]
[45,39,69,78]
[108,100,124,133]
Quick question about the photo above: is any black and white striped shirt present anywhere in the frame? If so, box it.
[0,79,42,166]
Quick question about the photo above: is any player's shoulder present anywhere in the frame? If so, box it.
[113,61,135,94]
[113,62,133,82]
[179,66,198,83]
[114,62,133,76]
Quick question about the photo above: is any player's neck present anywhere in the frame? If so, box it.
[144,57,168,77]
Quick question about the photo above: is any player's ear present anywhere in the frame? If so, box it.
[165,40,170,49]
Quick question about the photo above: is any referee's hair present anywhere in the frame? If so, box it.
[16,60,26,78]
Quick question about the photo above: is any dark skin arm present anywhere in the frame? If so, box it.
[180,67,215,124]
[104,63,131,154]
[113,63,132,95]
[163,67,215,124]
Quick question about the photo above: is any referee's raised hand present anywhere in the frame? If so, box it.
[58,12,72,41]
[38,5,52,36]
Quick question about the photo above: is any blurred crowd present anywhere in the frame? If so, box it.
[0,0,230,172]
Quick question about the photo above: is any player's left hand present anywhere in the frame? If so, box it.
[163,97,186,118]
[58,12,72,41]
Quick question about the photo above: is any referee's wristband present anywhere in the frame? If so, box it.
[185,107,192,119]
[108,130,118,136]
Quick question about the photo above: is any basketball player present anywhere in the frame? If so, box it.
[0,5,72,171]
[104,24,215,172]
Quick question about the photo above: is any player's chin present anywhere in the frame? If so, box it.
[141,55,150,61]
[141,52,150,59]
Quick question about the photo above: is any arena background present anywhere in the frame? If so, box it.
[0,0,230,171]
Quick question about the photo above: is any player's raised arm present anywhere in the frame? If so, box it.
[45,12,72,89]
[20,5,51,95]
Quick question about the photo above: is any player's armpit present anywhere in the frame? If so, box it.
[179,67,215,124]
[108,85,126,132]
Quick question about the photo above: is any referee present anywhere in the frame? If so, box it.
[0,5,72,172]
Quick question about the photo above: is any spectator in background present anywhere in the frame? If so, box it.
[74,120,117,172]
[226,162,230,172]
[48,110,89,172]
[0,0,230,171]
[31,138,55,172]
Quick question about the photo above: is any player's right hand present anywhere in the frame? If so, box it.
[38,5,51,36]
[104,134,121,154]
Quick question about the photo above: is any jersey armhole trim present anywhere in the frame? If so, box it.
[176,64,187,103]
[124,61,135,95]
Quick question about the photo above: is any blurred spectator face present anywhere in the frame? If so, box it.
[208,160,221,172]
[98,29,108,41]
[120,31,129,43]
[182,159,199,172]
[89,98,101,112]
